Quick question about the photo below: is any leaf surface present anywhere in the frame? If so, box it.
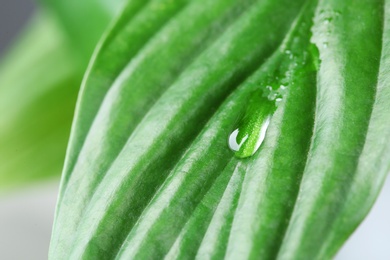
[50,0,390,259]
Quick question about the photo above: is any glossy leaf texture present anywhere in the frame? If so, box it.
[0,12,82,190]
[50,0,390,259]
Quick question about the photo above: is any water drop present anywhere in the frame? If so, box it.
[324,17,332,25]
[268,91,278,101]
[228,116,271,159]
[228,129,248,152]
[284,49,294,59]
[228,90,276,159]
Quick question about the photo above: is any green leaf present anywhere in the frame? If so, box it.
[40,0,127,61]
[0,0,126,190]
[50,0,390,259]
[0,11,82,190]
[278,0,389,258]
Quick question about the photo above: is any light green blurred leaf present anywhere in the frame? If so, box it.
[40,0,126,61]
[0,11,82,190]
[0,0,127,190]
